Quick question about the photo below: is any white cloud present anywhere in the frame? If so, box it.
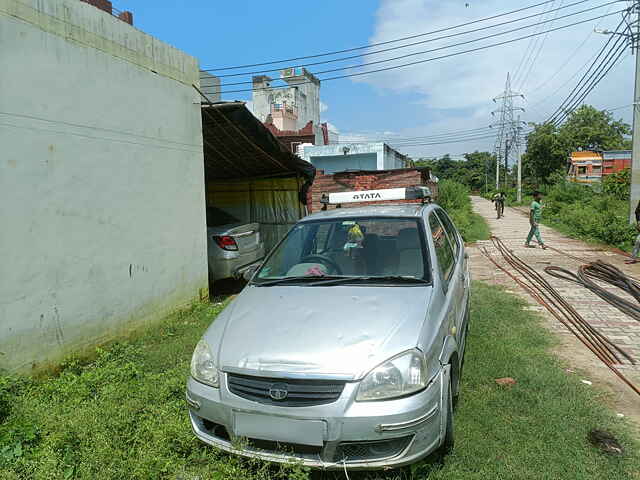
[352,0,633,134]
[320,101,328,113]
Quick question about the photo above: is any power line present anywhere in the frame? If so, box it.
[512,0,558,86]
[544,14,625,121]
[527,2,613,94]
[200,0,598,81]
[546,17,629,124]
[200,1,618,89]
[333,126,496,143]
[201,9,624,96]
[201,0,558,72]
[387,134,500,147]
[519,0,566,90]
[552,45,629,124]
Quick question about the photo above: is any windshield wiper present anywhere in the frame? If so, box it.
[307,275,430,286]
[254,275,346,286]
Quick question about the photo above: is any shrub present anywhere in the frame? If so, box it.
[438,180,489,242]
[538,178,635,250]
[603,168,630,200]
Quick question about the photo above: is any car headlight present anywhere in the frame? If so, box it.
[190,339,219,387]
[356,350,427,401]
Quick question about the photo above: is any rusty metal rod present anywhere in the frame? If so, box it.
[491,237,628,364]
[482,236,640,397]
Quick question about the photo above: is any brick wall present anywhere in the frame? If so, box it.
[309,168,437,213]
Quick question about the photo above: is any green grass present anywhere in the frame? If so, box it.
[1,283,638,479]
[463,213,490,243]
[437,180,490,243]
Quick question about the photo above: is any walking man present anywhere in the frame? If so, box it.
[625,200,640,264]
[525,191,547,249]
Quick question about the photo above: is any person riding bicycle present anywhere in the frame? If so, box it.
[492,191,506,219]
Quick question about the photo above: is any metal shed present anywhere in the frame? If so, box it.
[200,101,315,252]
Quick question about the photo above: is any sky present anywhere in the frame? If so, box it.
[120,0,635,160]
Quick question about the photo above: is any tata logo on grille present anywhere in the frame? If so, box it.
[268,383,288,401]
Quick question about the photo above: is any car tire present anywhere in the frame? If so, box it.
[441,376,455,454]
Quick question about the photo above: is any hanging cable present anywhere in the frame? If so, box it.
[544,12,628,123]
[513,0,558,86]
[200,2,619,88]
[552,49,629,124]
[201,10,624,96]
[519,0,566,90]
[200,0,601,81]
[548,27,629,124]
[201,0,559,71]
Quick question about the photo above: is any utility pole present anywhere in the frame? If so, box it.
[516,115,523,202]
[492,73,524,193]
[631,1,640,223]
[504,139,510,192]
[599,2,640,221]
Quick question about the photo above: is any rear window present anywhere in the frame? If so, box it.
[206,207,240,227]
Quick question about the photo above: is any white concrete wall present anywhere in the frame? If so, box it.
[0,0,208,371]
[200,71,221,102]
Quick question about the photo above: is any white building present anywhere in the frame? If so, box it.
[252,68,324,144]
[1,0,208,371]
[299,143,411,174]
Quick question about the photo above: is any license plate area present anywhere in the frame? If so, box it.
[233,412,326,446]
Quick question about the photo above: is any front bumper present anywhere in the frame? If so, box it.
[186,368,447,470]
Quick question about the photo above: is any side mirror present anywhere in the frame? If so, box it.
[242,264,260,282]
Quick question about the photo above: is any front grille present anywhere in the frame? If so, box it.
[334,435,413,463]
[227,373,346,407]
[247,438,323,456]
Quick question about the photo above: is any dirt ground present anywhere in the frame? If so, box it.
[468,196,640,431]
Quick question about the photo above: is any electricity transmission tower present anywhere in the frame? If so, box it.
[491,73,525,197]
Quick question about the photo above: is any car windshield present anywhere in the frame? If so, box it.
[253,217,430,285]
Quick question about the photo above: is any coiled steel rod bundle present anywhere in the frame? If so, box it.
[480,236,639,397]
[546,261,640,322]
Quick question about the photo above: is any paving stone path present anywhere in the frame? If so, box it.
[468,196,640,427]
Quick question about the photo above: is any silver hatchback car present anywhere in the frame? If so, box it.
[187,189,470,470]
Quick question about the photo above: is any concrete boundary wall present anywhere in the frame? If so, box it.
[0,0,208,372]
[0,0,198,85]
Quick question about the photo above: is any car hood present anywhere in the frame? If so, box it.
[208,284,433,380]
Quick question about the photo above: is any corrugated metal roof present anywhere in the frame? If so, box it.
[200,102,315,181]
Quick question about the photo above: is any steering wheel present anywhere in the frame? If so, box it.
[300,255,343,275]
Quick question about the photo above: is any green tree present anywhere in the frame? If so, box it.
[560,105,630,151]
[415,151,496,191]
[524,105,631,184]
[522,122,567,184]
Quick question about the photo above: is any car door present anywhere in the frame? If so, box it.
[428,212,459,342]
[435,208,469,361]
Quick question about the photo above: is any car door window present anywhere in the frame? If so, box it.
[435,209,460,260]
[429,213,455,284]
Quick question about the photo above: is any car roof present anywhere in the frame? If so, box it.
[300,203,440,222]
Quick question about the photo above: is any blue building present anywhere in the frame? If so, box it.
[299,142,411,174]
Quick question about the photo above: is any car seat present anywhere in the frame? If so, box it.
[397,228,424,277]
